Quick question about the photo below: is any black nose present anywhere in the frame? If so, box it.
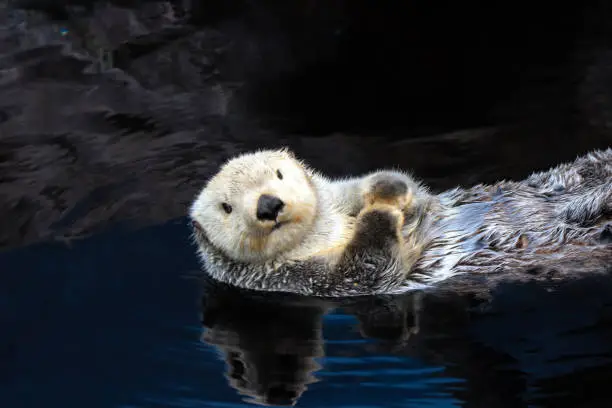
[256,194,284,221]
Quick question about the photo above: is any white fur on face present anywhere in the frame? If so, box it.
[190,149,319,263]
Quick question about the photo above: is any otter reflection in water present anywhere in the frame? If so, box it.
[199,270,612,407]
[200,277,328,406]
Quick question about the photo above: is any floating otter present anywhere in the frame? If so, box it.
[189,147,612,296]
[189,148,429,296]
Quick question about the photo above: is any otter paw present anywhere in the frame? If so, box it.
[354,203,405,248]
[357,202,405,233]
[363,174,413,210]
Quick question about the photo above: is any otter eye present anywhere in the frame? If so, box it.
[221,203,232,214]
[276,169,283,180]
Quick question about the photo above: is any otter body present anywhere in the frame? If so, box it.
[406,147,612,290]
[190,148,612,296]
[190,149,430,297]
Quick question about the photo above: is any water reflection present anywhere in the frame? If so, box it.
[201,281,326,406]
[199,278,461,407]
[200,272,612,407]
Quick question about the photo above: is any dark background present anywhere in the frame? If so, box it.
[1,0,611,251]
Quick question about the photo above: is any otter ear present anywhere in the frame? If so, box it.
[278,146,296,159]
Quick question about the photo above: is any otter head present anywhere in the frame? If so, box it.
[190,148,319,263]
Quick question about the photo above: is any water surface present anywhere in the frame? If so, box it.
[3,219,612,407]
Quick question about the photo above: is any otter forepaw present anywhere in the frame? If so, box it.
[353,203,405,250]
[359,203,404,225]
[363,173,414,211]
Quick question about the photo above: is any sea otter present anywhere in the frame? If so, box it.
[189,147,612,296]
[189,148,430,296]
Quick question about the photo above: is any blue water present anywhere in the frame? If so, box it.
[0,220,456,407]
[2,219,612,407]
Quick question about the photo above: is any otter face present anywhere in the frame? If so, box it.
[190,149,318,263]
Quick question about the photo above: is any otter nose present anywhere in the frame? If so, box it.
[256,194,284,221]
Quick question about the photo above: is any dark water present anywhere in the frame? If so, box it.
[3,218,612,407]
[2,1,612,407]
